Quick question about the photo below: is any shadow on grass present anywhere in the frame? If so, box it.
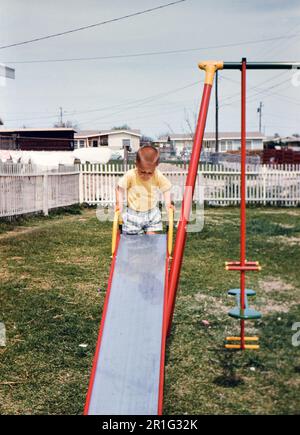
[213,350,245,388]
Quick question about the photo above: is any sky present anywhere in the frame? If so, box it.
[0,0,300,139]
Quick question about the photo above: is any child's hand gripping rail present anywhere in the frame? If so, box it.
[167,207,174,257]
[112,208,122,256]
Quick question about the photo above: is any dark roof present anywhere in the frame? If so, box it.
[0,128,76,133]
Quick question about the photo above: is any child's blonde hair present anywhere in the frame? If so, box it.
[136,145,159,166]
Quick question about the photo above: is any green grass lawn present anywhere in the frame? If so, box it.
[0,206,300,415]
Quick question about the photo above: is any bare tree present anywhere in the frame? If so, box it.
[53,120,78,129]
[140,135,154,146]
[157,131,171,140]
[112,124,131,131]
[183,108,197,139]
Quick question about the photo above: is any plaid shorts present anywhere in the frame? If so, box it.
[122,207,163,234]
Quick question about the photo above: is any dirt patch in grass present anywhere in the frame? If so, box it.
[0,210,95,241]
[274,236,300,246]
[0,226,43,240]
[261,302,291,315]
[204,216,239,227]
[55,256,95,265]
[286,378,300,388]
[74,282,100,300]
[194,292,230,314]
[259,210,300,216]
[258,277,299,315]
[277,223,296,229]
[259,277,295,293]
[29,277,54,291]
[9,256,25,262]
[0,268,11,281]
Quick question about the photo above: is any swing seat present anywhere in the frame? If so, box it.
[228,288,256,297]
[227,288,261,319]
[228,307,262,320]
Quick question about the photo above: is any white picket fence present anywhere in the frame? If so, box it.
[79,163,300,207]
[1,162,300,219]
[0,164,79,218]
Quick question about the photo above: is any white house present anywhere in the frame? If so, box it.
[74,129,141,153]
[157,132,265,156]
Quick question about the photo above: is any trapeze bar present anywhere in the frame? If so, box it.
[223,61,300,70]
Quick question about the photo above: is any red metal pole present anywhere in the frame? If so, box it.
[166,60,223,337]
[240,58,247,350]
[158,251,170,415]
[166,84,213,336]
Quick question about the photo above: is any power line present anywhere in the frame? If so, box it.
[77,81,203,126]
[4,33,300,63]
[257,22,300,60]
[225,81,300,108]
[7,73,276,121]
[0,0,187,50]
[218,72,283,104]
[219,73,298,107]
[3,80,202,123]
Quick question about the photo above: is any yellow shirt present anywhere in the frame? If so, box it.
[118,168,171,212]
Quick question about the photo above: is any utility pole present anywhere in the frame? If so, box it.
[59,107,63,127]
[0,65,15,149]
[257,102,263,133]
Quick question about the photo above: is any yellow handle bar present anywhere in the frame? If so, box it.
[112,209,122,256]
[168,207,174,257]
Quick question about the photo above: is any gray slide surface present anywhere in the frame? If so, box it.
[88,234,166,415]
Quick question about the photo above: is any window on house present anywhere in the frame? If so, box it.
[79,140,85,148]
[100,136,108,146]
[252,139,262,150]
[220,142,226,152]
[227,140,233,151]
[232,141,240,151]
[122,139,131,150]
[92,140,98,147]
[74,140,78,149]
[246,140,252,150]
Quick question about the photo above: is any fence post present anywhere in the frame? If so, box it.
[43,173,49,216]
[79,166,84,204]
[262,165,267,206]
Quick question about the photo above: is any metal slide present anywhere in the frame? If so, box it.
[84,234,168,415]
